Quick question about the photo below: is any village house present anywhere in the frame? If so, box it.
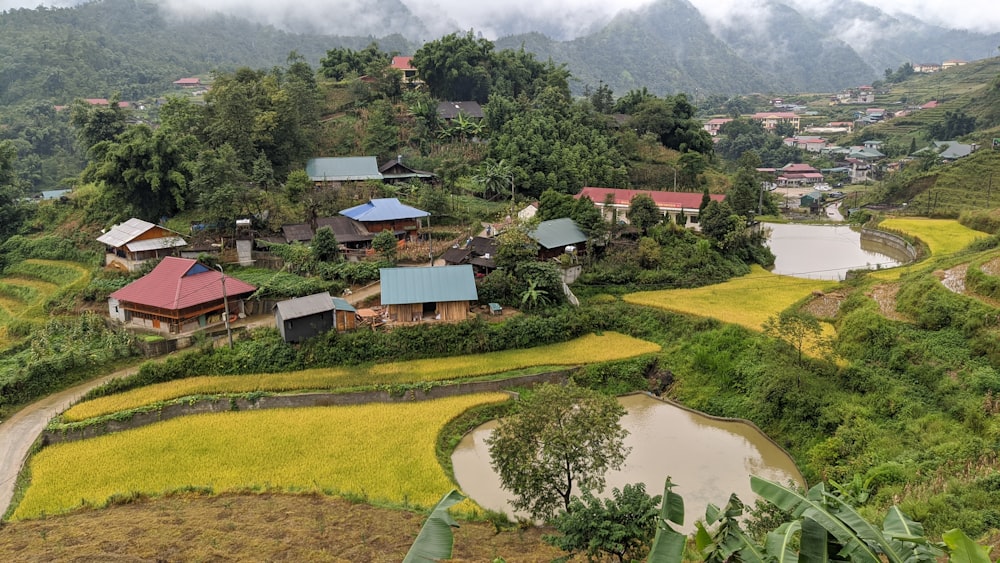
[172,78,202,88]
[770,163,823,186]
[436,101,484,122]
[750,111,800,132]
[442,236,498,275]
[273,292,356,343]
[378,156,436,185]
[379,265,478,322]
[529,218,588,261]
[305,156,383,187]
[390,56,420,83]
[784,136,828,152]
[703,117,733,136]
[108,257,256,334]
[97,218,187,272]
[575,187,724,230]
[339,198,430,243]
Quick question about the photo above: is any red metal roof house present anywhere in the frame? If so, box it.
[575,187,724,230]
[108,257,256,334]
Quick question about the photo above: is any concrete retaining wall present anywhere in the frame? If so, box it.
[860,228,919,261]
[43,370,573,445]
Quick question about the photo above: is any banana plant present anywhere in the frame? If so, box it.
[403,489,466,563]
[646,477,687,563]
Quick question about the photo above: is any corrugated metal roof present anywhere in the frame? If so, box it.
[125,236,187,252]
[330,297,356,312]
[306,157,383,182]
[340,198,429,222]
[380,265,478,305]
[530,218,587,250]
[110,257,256,310]
[96,218,158,247]
[274,292,335,320]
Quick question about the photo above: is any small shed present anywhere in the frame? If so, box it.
[380,265,478,322]
[331,297,358,332]
[800,191,823,211]
[273,292,338,343]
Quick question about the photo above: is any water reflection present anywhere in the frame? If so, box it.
[766,223,907,280]
[451,394,803,531]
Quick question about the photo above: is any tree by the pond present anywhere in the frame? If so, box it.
[762,309,822,367]
[485,383,629,520]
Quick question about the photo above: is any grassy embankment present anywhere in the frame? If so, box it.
[60,332,660,423]
[0,260,91,348]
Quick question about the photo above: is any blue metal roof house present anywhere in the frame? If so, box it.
[306,157,383,185]
[380,265,478,322]
[340,198,430,242]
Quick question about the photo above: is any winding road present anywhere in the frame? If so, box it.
[0,363,144,517]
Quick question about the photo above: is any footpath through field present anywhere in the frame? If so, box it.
[0,360,153,517]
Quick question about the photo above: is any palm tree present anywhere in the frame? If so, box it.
[473,159,513,201]
[520,279,550,311]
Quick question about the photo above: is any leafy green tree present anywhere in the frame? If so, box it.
[485,383,629,519]
[418,185,448,217]
[677,151,706,190]
[928,110,977,140]
[319,42,390,81]
[546,482,661,562]
[371,230,398,264]
[0,140,27,240]
[311,226,340,262]
[763,310,822,367]
[572,196,607,240]
[412,31,494,103]
[285,169,311,205]
[628,194,661,235]
[85,124,197,221]
[628,94,713,154]
[473,159,513,201]
[363,99,400,159]
[726,151,772,221]
[69,97,128,154]
[192,143,249,228]
[538,188,576,221]
[587,81,615,114]
[613,87,656,115]
[494,222,538,271]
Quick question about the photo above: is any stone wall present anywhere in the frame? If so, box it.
[860,228,919,262]
[43,370,574,445]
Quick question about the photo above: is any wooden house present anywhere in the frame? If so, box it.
[108,257,256,334]
[380,265,478,322]
[273,292,356,343]
[379,156,436,185]
[96,218,187,272]
[339,198,429,242]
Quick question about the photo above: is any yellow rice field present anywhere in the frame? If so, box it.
[624,265,831,331]
[880,218,986,257]
[14,393,510,521]
[63,332,661,422]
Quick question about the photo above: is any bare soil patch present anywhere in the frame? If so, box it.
[802,290,846,319]
[935,264,968,294]
[981,256,1000,276]
[868,283,909,321]
[0,493,570,562]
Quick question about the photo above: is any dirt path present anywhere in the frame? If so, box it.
[0,361,151,517]
[343,281,380,306]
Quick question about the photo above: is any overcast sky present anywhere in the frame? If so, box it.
[2,0,998,37]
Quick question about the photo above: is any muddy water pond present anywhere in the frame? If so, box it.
[766,223,907,280]
[452,394,802,530]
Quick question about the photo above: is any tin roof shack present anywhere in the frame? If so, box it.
[109,257,256,334]
[529,218,588,261]
[97,218,187,272]
[379,156,436,185]
[380,265,478,322]
[442,236,498,275]
[273,292,357,343]
[800,191,824,213]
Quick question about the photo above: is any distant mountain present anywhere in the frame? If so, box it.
[789,0,1000,73]
[498,0,774,97]
[701,0,876,92]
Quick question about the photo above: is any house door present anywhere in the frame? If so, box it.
[152,318,160,329]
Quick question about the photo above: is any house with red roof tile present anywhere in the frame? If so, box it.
[108,257,256,334]
[173,77,202,88]
[575,187,724,230]
[390,56,419,83]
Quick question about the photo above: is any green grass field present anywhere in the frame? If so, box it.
[15,394,510,521]
[62,332,661,422]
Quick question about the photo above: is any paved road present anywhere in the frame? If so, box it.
[0,362,145,517]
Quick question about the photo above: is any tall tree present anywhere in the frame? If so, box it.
[412,31,493,103]
[726,151,766,221]
[69,97,128,154]
[0,140,27,240]
[628,194,661,235]
[485,383,629,519]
